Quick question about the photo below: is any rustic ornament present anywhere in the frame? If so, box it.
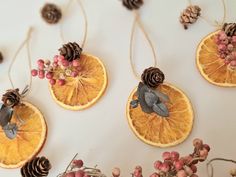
[222,23,236,37]
[59,42,83,61]
[41,3,62,24]
[122,0,143,10]
[2,88,21,108]
[141,67,165,88]
[179,5,201,29]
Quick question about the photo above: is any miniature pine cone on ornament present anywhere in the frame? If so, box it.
[180,5,201,29]
[141,67,165,88]
[122,0,143,10]
[0,51,3,64]
[20,157,51,177]
[41,3,62,24]
[2,89,21,108]
[59,42,83,62]
[223,23,236,37]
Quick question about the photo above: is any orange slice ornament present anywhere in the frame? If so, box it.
[126,67,194,147]
[32,42,108,110]
[196,23,236,87]
[0,88,47,168]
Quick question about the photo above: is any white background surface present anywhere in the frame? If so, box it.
[0,0,236,177]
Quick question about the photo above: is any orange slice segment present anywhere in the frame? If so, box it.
[50,53,108,110]
[126,83,194,147]
[0,102,47,168]
[196,30,236,87]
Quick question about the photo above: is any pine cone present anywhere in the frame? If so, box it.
[2,89,21,108]
[59,42,83,62]
[122,0,143,10]
[41,3,62,24]
[0,52,3,64]
[222,23,236,37]
[180,5,201,29]
[141,67,165,88]
[21,157,51,177]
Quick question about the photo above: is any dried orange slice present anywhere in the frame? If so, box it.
[50,53,108,110]
[0,102,47,168]
[196,30,236,87]
[126,83,193,147]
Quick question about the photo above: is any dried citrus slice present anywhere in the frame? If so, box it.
[0,102,47,168]
[196,30,236,87]
[126,83,194,147]
[50,53,108,110]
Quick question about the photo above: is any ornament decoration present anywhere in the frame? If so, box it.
[141,67,165,88]
[223,23,236,37]
[21,156,51,177]
[122,0,143,10]
[41,3,62,24]
[179,5,201,29]
[57,139,209,177]
[59,42,83,61]
[0,51,3,63]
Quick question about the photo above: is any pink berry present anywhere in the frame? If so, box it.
[199,149,208,159]
[175,160,184,171]
[112,168,120,177]
[177,170,187,177]
[75,170,85,177]
[171,151,180,161]
[38,70,45,79]
[191,164,197,173]
[72,59,80,67]
[58,79,66,86]
[84,174,91,177]
[193,138,203,149]
[38,64,45,70]
[62,60,69,67]
[218,44,227,51]
[190,174,198,177]
[31,69,38,76]
[76,66,82,71]
[227,44,234,51]
[53,62,58,67]
[203,144,210,152]
[184,166,193,176]
[54,55,59,62]
[224,59,231,65]
[150,173,159,177]
[219,31,227,41]
[37,59,44,66]
[232,36,236,43]
[135,166,142,173]
[230,60,236,67]
[162,152,171,160]
[46,72,53,79]
[71,71,78,77]
[49,79,56,85]
[154,161,162,170]
[160,162,170,172]
[73,159,84,168]
[66,172,75,177]
[58,55,65,61]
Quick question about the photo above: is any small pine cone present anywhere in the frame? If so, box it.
[141,67,165,88]
[180,5,201,29]
[41,3,62,24]
[59,42,83,62]
[122,0,143,10]
[222,23,236,37]
[2,88,21,108]
[0,52,3,63]
[21,157,51,177]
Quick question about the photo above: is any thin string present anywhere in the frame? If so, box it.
[130,11,157,80]
[188,0,226,28]
[8,27,33,95]
[60,0,88,48]
[207,158,236,177]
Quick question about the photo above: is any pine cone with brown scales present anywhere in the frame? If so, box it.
[122,0,143,10]
[2,88,21,108]
[41,3,62,24]
[223,23,236,37]
[0,52,3,64]
[180,5,201,29]
[59,42,83,62]
[141,67,165,88]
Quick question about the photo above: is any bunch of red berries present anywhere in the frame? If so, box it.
[215,31,236,68]
[31,55,82,86]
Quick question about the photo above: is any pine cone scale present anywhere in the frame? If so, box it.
[180,5,201,29]
[59,42,83,61]
[122,0,143,10]
[141,67,165,88]
[41,3,62,24]
[2,89,21,107]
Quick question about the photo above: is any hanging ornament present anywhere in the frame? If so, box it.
[32,0,107,111]
[122,0,194,147]
[41,3,62,24]
[0,28,47,168]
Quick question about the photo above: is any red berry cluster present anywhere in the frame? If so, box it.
[31,55,82,86]
[215,31,236,68]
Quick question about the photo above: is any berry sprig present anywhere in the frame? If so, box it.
[31,55,82,86]
[215,31,236,68]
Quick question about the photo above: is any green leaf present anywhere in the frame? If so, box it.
[137,82,153,113]
[154,89,170,103]
[144,92,159,107]
[0,104,13,127]
[152,102,169,117]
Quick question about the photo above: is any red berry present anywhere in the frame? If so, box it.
[76,66,82,71]
[160,162,170,172]
[199,149,208,159]
[73,159,84,168]
[53,62,58,67]
[154,160,162,170]
[38,70,45,79]
[46,72,53,79]
[171,151,180,161]
[191,164,197,173]
[31,69,38,76]
[177,170,187,177]
[112,167,120,177]
[58,79,66,86]
[62,60,69,67]
[49,79,56,85]
[193,139,203,149]
[58,55,65,62]
[184,166,193,176]
[37,59,44,66]
[38,64,45,70]
[71,71,78,77]
[232,36,236,43]
[72,59,80,67]
[135,166,142,173]
[203,144,210,152]
[54,55,59,62]
[190,174,198,177]
[175,160,184,171]
[75,170,85,177]
[150,173,159,177]
[66,172,75,177]
[230,60,236,67]
[162,152,171,160]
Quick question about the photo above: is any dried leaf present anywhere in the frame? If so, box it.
[0,104,13,127]
[154,90,170,103]
[3,123,18,139]
[137,82,153,113]
[152,102,169,117]
[144,92,159,107]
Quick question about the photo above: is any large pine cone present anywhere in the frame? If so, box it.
[2,89,21,108]
[21,157,51,177]
[41,3,62,24]
[59,42,83,62]
[141,67,165,88]
[223,23,236,37]
[180,5,201,29]
[0,52,3,63]
[122,0,143,10]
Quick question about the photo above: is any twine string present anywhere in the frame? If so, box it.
[130,11,157,80]
[207,158,236,177]
[60,0,88,48]
[8,27,33,96]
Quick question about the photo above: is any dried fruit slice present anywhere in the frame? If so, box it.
[126,83,193,147]
[0,102,47,168]
[196,30,236,87]
[50,53,108,110]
